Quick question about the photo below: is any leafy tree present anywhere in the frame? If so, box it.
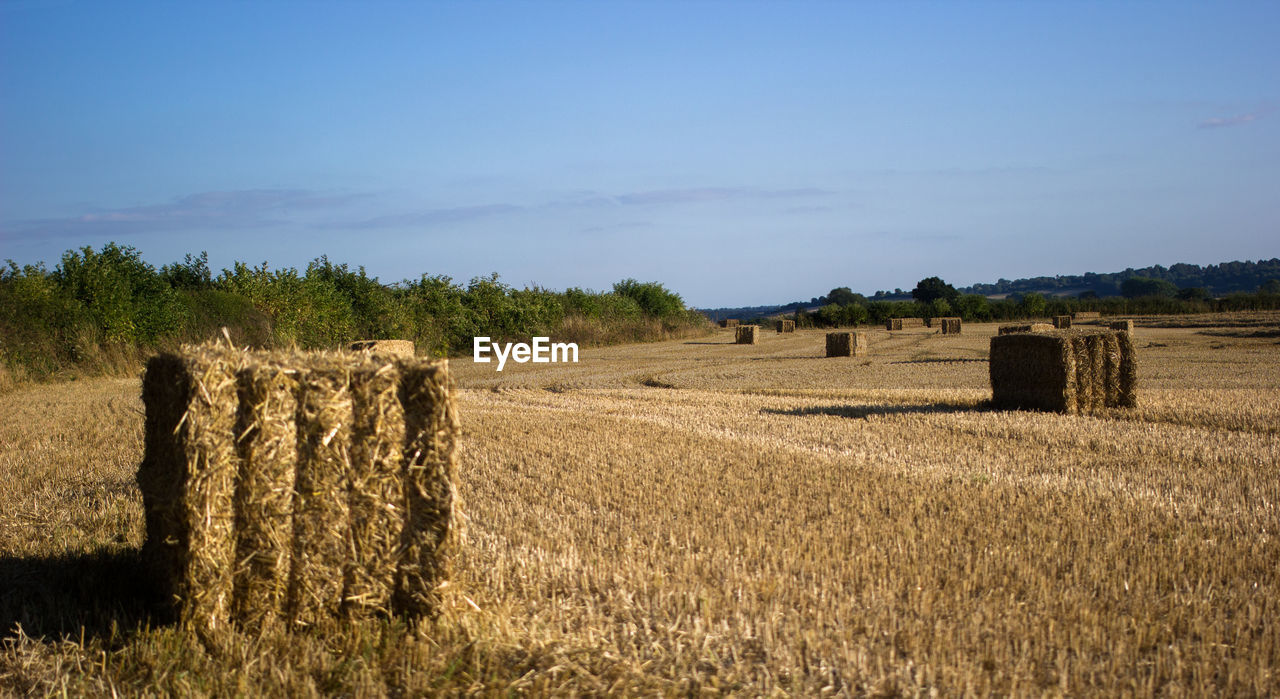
[911,277,960,305]
[1120,276,1178,298]
[955,293,991,321]
[826,287,861,306]
[53,243,183,344]
[1018,292,1047,317]
[612,279,685,318]
[1176,286,1210,302]
[161,251,213,290]
[1260,279,1280,296]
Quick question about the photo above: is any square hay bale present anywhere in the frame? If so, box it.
[349,340,414,357]
[735,325,759,344]
[1073,311,1101,321]
[937,317,962,335]
[139,346,461,637]
[989,328,1137,414]
[139,349,241,637]
[901,317,925,328]
[825,331,868,357]
[885,318,903,331]
[230,360,298,630]
[719,319,739,328]
[775,319,795,333]
[1053,315,1072,329]
[998,323,1054,335]
[1109,320,1134,334]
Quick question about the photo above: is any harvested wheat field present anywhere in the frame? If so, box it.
[2,316,1279,695]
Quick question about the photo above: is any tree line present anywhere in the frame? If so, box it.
[760,275,1280,330]
[0,243,708,386]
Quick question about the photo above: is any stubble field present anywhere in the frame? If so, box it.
[2,317,1278,695]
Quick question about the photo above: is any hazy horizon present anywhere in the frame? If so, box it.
[2,1,1276,307]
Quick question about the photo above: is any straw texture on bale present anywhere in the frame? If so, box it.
[885,318,903,331]
[231,361,298,630]
[138,346,460,636]
[825,331,868,357]
[775,319,795,333]
[998,323,1054,335]
[1053,315,1072,329]
[349,340,414,357]
[719,319,739,328]
[735,325,759,344]
[139,349,240,638]
[1110,320,1135,334]
[285,360,353,629]
[394,360,461,617]
[937,317,962,335]
[989,328,1137,414]
[1073,311,1101,321]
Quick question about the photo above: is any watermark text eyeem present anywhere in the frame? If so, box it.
[473,337,579,371]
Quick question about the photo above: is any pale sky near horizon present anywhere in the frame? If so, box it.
[1,0,1276,307]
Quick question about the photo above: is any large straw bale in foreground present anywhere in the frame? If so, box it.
[139,347,459,635]
[989,328,1137,414]
[735,325,759,344]
[349,340,414,357]
[825,331,868,357]
[937,317,962,335]
[998,323,1054,335]
[775,319,795,333]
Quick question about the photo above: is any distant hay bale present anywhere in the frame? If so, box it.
[1073,311,1101,321]
[998,323,1054,335]
[735,325,758,344]
[825,331,868,357]
[139,346,460,636]
[348,340,414,357]
[1053,315,1072,329]
[1109,320,1134,334]
[885,318,903,331]
[775,319,795,333]
[901,317,924,328]
[719,319,739,328]
[989,328,1137,414]
[937,317,962,335]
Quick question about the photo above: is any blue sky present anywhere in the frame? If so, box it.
[1,1,1276,307]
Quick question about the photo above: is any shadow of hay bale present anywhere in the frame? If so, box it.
[0,547,163,641]
[762,401,991,420]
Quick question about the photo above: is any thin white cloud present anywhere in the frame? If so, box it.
[1198,112,1261,129]
[3,189,366,239]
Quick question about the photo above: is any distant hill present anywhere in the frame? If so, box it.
[960,258,1280,299]
[697,258,1280,318]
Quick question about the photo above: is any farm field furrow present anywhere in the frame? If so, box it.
[2,320,1278,695]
